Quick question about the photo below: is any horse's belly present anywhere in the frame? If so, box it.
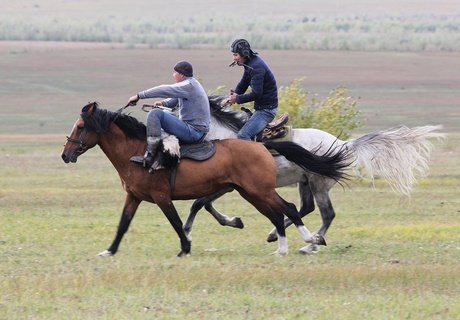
[171,161,231,199]
[274,156,304,187]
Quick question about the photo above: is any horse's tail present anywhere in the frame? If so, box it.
[346,125,445,196]
[263,141,351,182]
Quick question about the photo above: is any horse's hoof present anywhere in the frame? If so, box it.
[97,249,114,257]
[270,250,288,257]
[233,217,244,229]
[299,244,320,255]
[177,250,190,258]
[266,233,278,243]
[313,234,327,246]
[266,232,278,243]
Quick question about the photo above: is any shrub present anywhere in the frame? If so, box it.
[278,79,363,139]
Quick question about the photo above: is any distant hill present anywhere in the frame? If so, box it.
[1,0,459,51]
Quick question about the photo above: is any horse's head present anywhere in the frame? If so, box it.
[61,102,101,163]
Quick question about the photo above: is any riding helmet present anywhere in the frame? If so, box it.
[230,39,255,58]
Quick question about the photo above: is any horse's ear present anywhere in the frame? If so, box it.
[81,101,98,115]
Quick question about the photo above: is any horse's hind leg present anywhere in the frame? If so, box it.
[267,179,315,242]
[156,199,191,257]
[244,189,323,256]
[239,190,288,256]
[277,195,327,252]
[99,193,141,256]
[299,177,336,254]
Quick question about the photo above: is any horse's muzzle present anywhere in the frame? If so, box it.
[61,151,79,163]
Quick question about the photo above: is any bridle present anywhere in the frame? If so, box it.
[66,103,130,150]
[66,126,88,150]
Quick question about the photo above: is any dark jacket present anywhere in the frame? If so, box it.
[234,55,278,110]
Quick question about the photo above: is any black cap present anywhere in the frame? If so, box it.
[174,60,193,77]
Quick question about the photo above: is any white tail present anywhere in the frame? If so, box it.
[348,125,445,196]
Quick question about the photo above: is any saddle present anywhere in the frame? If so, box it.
[130,130,216,190]
[179,140,216,161]
[256,112,290,142]
[130,137,216,170]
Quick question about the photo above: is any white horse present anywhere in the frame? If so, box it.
[182,96,445,254]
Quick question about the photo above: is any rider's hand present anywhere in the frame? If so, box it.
[228,92,237,104]
[221,97,231,107]
[128,94,139,106]
[153,101,164,107]
[221,93,238,107]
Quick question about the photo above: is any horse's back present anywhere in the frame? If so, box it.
[292,128,346,154]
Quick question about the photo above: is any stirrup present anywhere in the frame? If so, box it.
[142,152,154,168]
[130,151,154,168]
[147,152,166,173]
[129,155,144,164]
[148,160,165,173]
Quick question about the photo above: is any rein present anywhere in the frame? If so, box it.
[115,102,132,114]
[112,102,134,123]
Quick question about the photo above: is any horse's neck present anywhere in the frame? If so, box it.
[207,120,238,140]
[98,124,144,171]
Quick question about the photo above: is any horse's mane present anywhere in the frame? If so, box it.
[208,95,246,132]
[81,102,146,140]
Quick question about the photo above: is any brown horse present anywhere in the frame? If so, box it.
[61,102,349,257]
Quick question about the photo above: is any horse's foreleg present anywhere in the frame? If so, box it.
[156,198,191,257]
[204,201,244,228]
[183,187,243,237]
[183,197,208,237]
[99,193,141,256]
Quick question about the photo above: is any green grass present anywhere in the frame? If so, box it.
[0,134,459,319]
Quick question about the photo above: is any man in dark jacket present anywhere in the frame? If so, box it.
[223,39,278,140]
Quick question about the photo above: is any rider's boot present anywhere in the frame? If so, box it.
[130,136,161,168]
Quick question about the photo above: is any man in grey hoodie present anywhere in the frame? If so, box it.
[127,60,210,170]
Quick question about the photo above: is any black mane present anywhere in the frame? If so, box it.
[208,95,246,132]
[81,102,146,140]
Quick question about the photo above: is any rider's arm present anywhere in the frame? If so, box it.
[236,64,265,104]
[162,98,179,110]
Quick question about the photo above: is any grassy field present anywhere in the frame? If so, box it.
[1,37,460,319]
[1,131,459,319]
